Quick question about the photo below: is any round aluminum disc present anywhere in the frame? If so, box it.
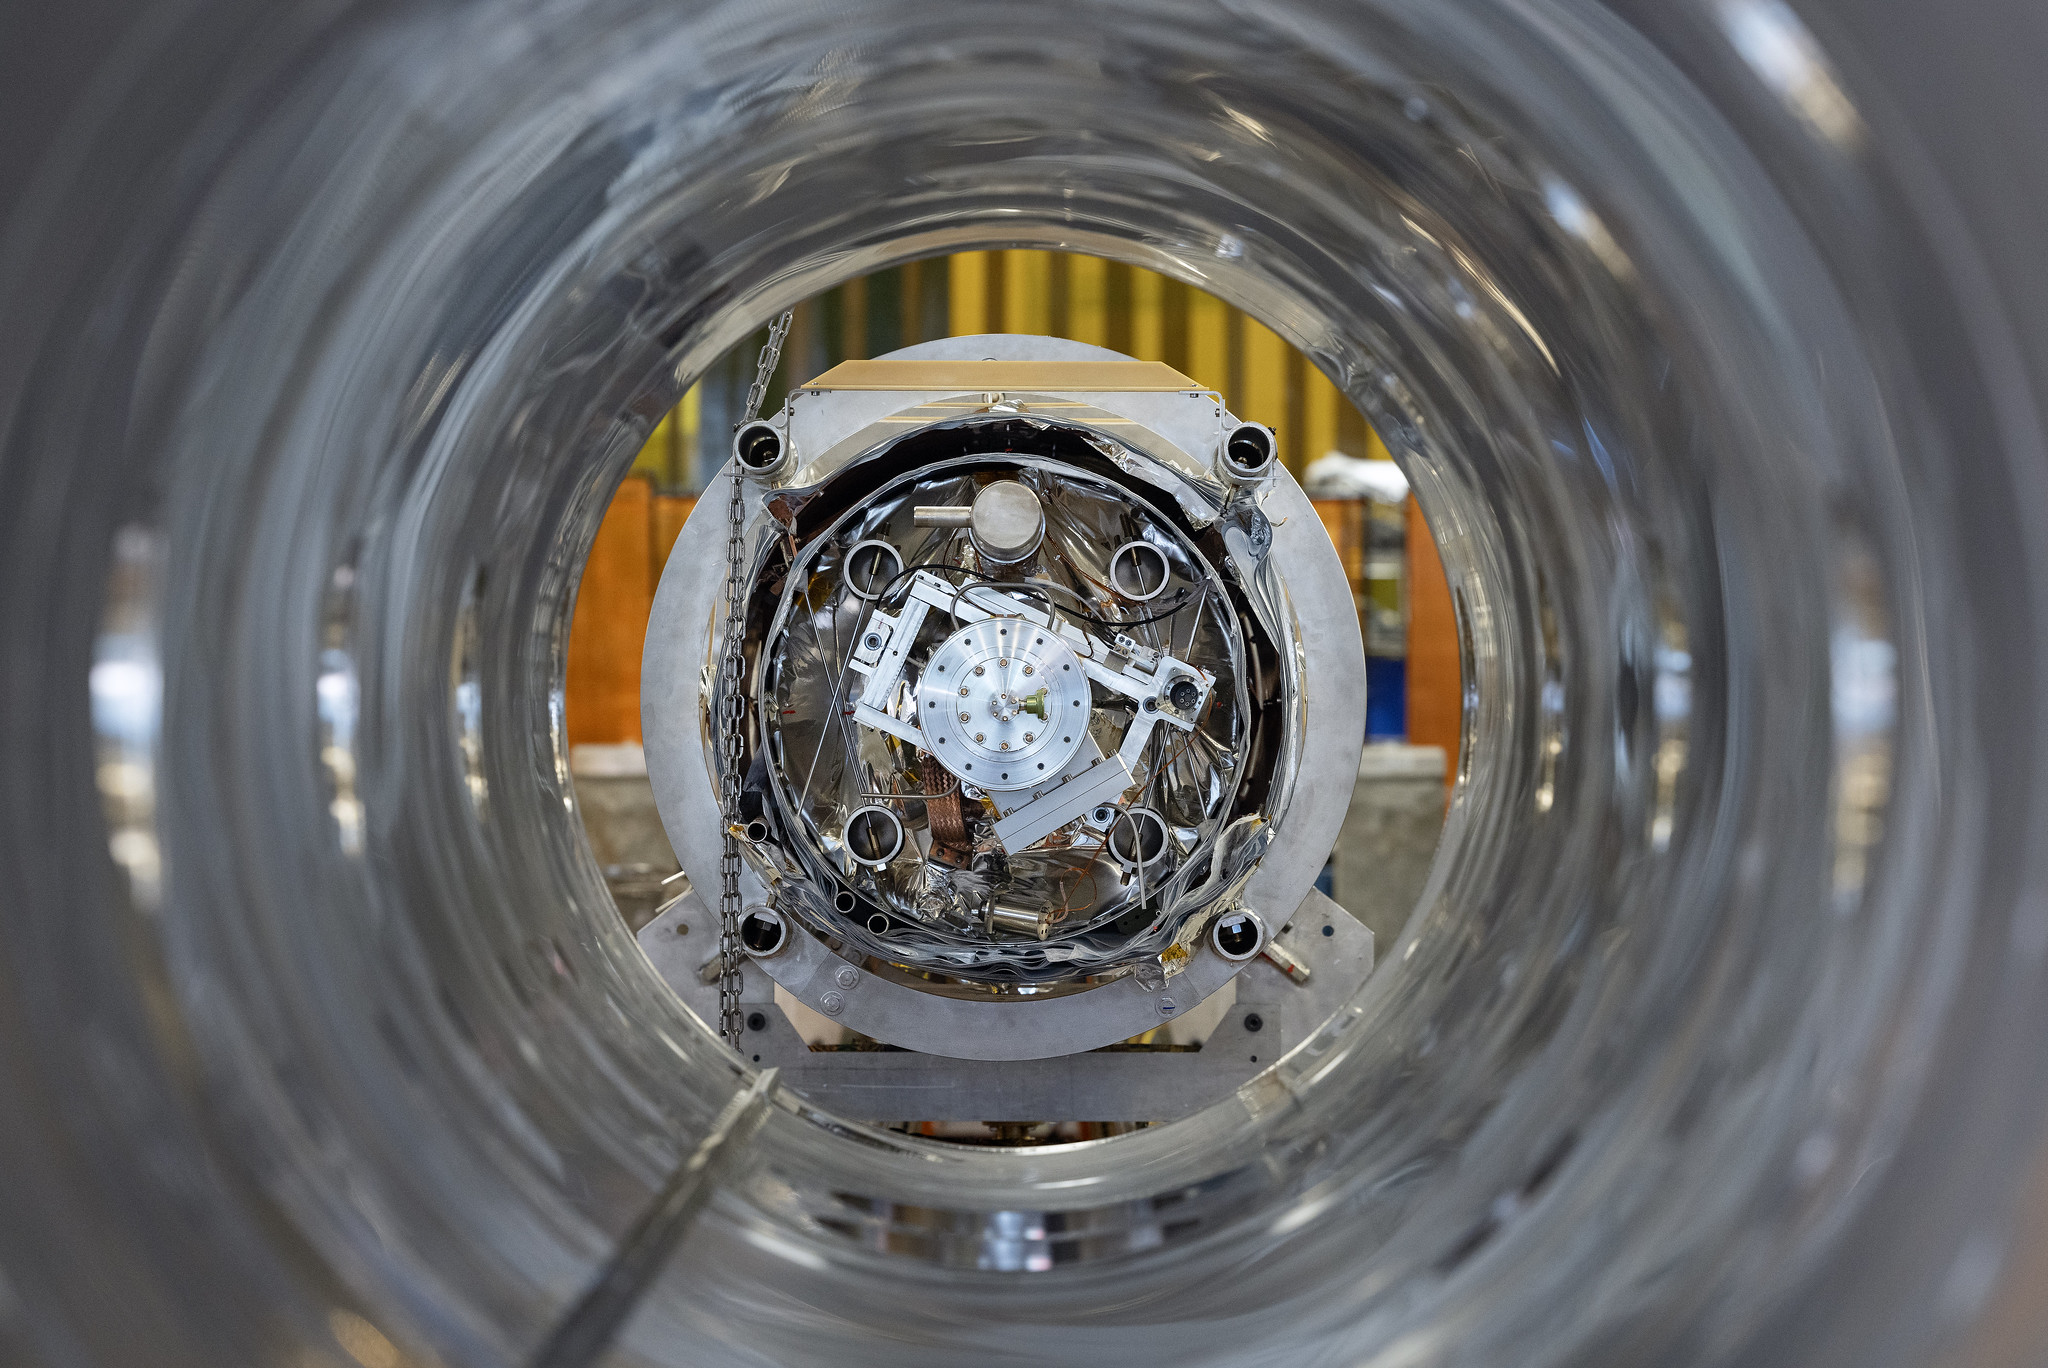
[915,617,1088,791]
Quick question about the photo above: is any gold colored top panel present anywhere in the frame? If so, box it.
[801,359,1203,393]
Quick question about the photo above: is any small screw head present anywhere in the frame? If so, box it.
[1023,665,1034,676]
[834,965,860,989]
[975,732,985,742]
[819,990,845,1016]
[746,1011,768,1032]
[974,665,985,676]
[959,686,969,696]
[1243,1012,1265,1033]
[960,711,971,721]
[1158,997,1179,1015]
[1000,741,1010,751]
[999,658,1009,667]
[1023,732,1034,743]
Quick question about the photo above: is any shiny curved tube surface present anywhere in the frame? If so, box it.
[3,2,2048,1366]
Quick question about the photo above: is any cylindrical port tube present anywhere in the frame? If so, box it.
[738,907,788,957]
[1108,807,1170,867]
[733,419,787,477]
[842,805,904,868]
[1209,909,1268,962]
[1217,422,1277,484]
[843,539,903,599]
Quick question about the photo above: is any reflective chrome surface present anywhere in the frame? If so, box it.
[732,433,1264,989]
[4,0,2048,1366]
[643,337,1366,1054]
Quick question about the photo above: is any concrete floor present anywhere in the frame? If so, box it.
[1329,744,1447,953]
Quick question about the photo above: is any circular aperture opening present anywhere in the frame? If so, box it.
[739,907,787,957]
[1109,539,1171,602]
[1221,423,1275,480]
[1209,911,1266,962]
[734,420,784,474]
[842,804,904,867]
[844,539,904,600]
[1107,807,1170,867]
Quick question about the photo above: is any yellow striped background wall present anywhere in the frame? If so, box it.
[581,251,1455,766]
[632,251,1391,489]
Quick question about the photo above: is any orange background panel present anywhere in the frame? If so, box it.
[653,494,695,573]
[1405,496,1461,787]
[1311,499,1366,597]
[566,477,654,747]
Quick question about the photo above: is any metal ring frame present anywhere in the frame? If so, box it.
[642,343,1365,1061]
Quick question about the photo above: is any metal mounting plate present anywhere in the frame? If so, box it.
[638,885,1375,1120]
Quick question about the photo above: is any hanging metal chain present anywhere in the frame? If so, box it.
[715,311,793,1049]
[742,311,792,427]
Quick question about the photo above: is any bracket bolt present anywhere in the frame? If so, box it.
[834,966,861,989]
[819,991,845,1016]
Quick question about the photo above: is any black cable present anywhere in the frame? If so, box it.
[867,558,1195,632]
[1016,573,1196,632]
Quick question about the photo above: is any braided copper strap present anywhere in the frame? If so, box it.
[920,755,970,866]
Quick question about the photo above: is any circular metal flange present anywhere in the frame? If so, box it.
[1209,909,1267,962]
[1109,540,1171,602]
[1218,421,1277,484]
[843,805,904,867]
[967,479,1044,565]
[1108,807,1171,866]
[843,538,902,600]
[733,419,788,478]
[641,339,1367,1060]
[739,906,788,957]
[916,618,1087,791]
